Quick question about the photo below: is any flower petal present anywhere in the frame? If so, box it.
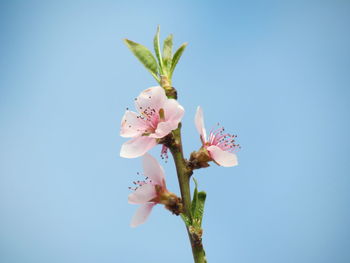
[135,86,167,113]
[207,145,238,167]
[120,136,157,158]
[120,110,148,138]
[150,121,174,138]
[130,203,156,228]
[162,99,185,130]
[195,106,207,143]
[128,183,157,204]
[143,153,165,187]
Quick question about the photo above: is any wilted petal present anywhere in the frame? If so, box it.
[143,153,165,187]
[162,99,185,129]
[120,110,148,138]
[135,86,167,113]
[120,136,157,158]
[128,183,157,204]
[130,203,156,227]
[195,106,207,143]
[207,145,238,167]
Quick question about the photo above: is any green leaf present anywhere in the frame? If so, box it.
[153,25,164,74]
[191,178,206,227]
[191,177,199,217]
[123,39,159,82]
[162,34,173,74]
[169,42,187,79]
[194,191,206,225]
[180,213,192,227]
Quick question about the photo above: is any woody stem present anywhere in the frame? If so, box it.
[168,126,206,263]
[161,75,206,263]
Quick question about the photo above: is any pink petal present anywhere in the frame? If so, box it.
[143,153,165,187]
[130,203,156,227]
[162,99,185,129]
[120,110,148,138]
[195,106,207,143]
[134,86,167,113]
[150,121,174,138]
[120,136,157,158]
[128,183,157,204]
[207,145,238,167]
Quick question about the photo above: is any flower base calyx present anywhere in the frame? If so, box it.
[189,147,211,169]
[159,191,183,215]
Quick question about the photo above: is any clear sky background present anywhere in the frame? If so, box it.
[1,0,349,262]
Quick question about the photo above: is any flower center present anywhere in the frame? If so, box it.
[208,124,241,152]
[128,172,152,191]
[133,101,166,135]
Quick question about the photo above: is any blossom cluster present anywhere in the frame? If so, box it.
[120,86,239,227]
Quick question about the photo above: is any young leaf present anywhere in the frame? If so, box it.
[194,191,207,225]
[153,26,164,74]
[180,213,192,227]
[191,177,199,217]
[162,34,173,74]
[123,39,160,82]
[169,42,188,79]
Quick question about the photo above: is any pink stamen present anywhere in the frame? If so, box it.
[128,174,152,191]
[207,125,240,152]
[161,145,169,162]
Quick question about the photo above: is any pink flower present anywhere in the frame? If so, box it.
[120,86,184,158]
[128,154,170,227]
[194,106,239,167]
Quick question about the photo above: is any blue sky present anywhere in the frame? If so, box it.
[1,1,349,262]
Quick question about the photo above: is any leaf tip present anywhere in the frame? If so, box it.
[198,191,207,200]
[192,177,198,188]
[155,25,161,36]
[123,38,131,45]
